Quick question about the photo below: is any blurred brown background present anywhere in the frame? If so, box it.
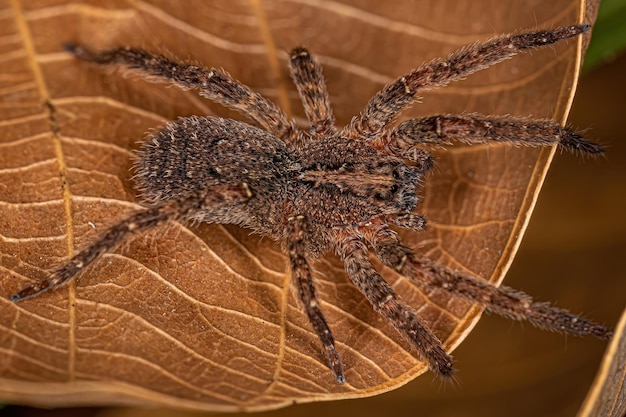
[2,16,625,417]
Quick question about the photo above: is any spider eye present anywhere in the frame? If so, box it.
[375,193,386,201]
[390,184,399,193]
[392,169,400,179]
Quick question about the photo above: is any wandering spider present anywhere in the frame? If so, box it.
[11,24,612,384]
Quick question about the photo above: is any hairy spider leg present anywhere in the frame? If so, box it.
[287,44,379,380]
[288,47,337,137]
[385,213,428,231]
[337,234,454,376]
[343,25,591,140]
[64,43,297,143]
[406,259,613,339]
[287,215,345,383]
[11,185,252,303]
[365,222,613,340]
[377,114,605,157]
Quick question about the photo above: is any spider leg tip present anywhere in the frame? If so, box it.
[63,42,79,54]
[597,327,614,341]
[63,42,95,62]
[436,363,455,378]
[9,288,33,303]
[328,352,346,384]
[289,46,310,59]
[552,23,592,41]
[567,23,591,35]
[566,138,605,155]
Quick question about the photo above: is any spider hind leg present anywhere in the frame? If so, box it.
[287,215,345,383]
[337,233,454,376]
[368,223,613,340]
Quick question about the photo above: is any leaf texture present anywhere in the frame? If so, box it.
[0,0,597,411]
[578,307,626,417]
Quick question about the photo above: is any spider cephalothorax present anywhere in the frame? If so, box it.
[11,24,611,384]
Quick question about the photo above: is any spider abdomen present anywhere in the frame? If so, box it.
[134,116,298,234]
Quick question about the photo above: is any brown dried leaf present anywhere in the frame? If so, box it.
[0,0,597,411]
[578,307,626,417]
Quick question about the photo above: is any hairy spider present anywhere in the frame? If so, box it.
[11,24,611,384]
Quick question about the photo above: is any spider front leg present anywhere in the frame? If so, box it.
[367,224,613,340]
[343,25,590,140]
[65,44,296,142]
[376,114,604,158]
[337,233,454,376]
[287,215,344,383]
[289,48,337,137]
[11,184,252,302]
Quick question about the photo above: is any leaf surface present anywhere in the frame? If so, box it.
[578,307,626,417]
[0,0,597,411]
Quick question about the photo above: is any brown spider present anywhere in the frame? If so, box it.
[11,24,611,384]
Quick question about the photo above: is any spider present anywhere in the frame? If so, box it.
[10,24,612,384]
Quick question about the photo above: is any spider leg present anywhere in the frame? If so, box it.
[287,215,344,383]
[337,233,454,376]
[289,48,337,137]
[10,184,252,302]
[385,213,428,231]
[64,43,296,142]
[343,25,590,140]
[376,114,604,158]
[366,223,613,340]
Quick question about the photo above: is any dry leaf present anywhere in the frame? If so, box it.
[0,0,599,411]
[578,307,626,417]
